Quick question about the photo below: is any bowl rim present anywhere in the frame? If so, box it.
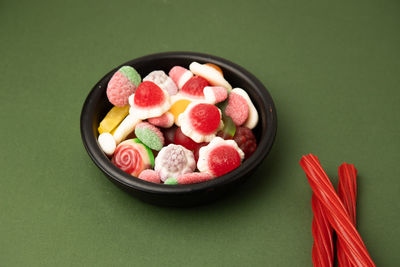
[80,51,277,195]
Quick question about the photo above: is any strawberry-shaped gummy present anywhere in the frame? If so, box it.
[181,76,209,99]
[233,127,257,159]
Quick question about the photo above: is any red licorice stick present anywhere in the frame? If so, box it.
[311,194,334,267]
[337,163,358,267]
[300,154,375,267]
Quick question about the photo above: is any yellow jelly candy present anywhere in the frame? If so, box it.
[98,105,129,134]
[169,99,191,124]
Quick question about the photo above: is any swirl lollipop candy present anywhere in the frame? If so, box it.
[112,138,154,177]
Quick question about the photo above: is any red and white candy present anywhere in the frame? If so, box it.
[129,81,171,120]
[147,112,174,128]
[178,102,223,143]
[169,66,193,89]
[189,62,232,91]
[143,70,178,96]
[230,88,259,129]
[203,86,228,104]
[224,89,249,126]
[197,137,244,177]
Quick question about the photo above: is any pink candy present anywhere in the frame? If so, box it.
[224,90,249,126]
[107,71,136,107]
[138,169,161,183]
[203,86,228,104]
[147,112,174,128]
[176,172,213,184]
[169,66,193,89]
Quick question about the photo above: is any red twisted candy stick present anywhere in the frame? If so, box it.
[300,154,375,267]
[311,194,334,267]
[337,163,358,267]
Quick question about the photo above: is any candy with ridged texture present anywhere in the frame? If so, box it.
[134,122,164,151]
[138,169,161,184]
[233,127,257,159]
[112,138,154,177]
[147,112,174,128]
[107,66,141,107]
[169,66,193,89]
[178,102,223,143]
[129,81,171,120]
[143,70,178,96]
[98,105,130,134]
[189,62,232,91]
[154,144,196,181]
[197,137,244,177]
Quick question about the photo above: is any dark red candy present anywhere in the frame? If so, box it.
[162,125,177,146]
[134,81,165,107]
[174,127,199,150]
[181,76,209,98]
[233,127,257,159]
[193,142,208,162]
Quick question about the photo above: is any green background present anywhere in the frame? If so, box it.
[1,0,399,266]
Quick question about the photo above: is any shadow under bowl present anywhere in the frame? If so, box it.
[80,51,277,207]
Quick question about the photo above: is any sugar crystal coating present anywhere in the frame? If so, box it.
[155,144,196,181]
[143,70,178,96]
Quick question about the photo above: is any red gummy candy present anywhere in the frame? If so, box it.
[134,81,165,107]
[174,127,199,151]
[234,127,257,159]
[189,103,221,134]
[181,76,209,98]
[162,126,177,146]
[208,145,241,177]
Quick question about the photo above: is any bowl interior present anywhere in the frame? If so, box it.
[81,52,277,196]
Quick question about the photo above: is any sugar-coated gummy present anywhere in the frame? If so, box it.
[134,122,164,151]
[154,144,196,181]
[143,70,178,96]
[138,169,161,183]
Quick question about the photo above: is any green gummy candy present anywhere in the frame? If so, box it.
[135,127,163,151]
[118,66,141,87]
[221,115,236,138]
[164,177,178,185]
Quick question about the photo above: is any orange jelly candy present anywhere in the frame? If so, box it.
[204,63,224,76]
[169,99,192,124]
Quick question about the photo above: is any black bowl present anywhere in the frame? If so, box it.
[80,51,277,207]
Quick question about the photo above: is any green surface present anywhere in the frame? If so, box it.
[1,0,399,266]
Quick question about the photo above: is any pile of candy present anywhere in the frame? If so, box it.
[97,62,259,185]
